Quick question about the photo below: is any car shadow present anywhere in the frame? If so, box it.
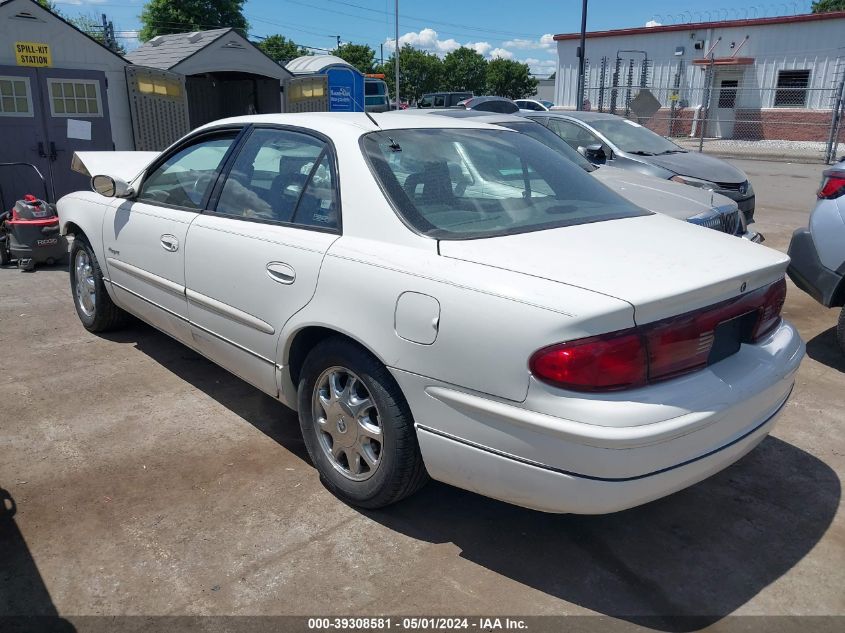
[0,487,76,631]
[105,322,839,632]
[363,436,839,631]
[100,322,311,465]
[805,326,845,373]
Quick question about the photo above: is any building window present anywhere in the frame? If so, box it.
[717,80,738,109]
[47,79,103,117]
[0,76,33,117]
[774,70,810,108]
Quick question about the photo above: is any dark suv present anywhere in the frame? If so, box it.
[417,92,472,108]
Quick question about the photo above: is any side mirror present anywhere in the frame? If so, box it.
[91,174,134,198]
[578,144,607,164]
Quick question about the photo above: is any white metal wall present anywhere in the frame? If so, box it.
[554,17,845,110]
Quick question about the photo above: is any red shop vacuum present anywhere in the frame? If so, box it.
[0,163,67,272]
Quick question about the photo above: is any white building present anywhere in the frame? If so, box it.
[553,11,845,141]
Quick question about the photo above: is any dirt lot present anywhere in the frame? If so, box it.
[1,159,843,629]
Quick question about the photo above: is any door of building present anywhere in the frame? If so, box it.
[0,64,112,203]
[708,74,739,138]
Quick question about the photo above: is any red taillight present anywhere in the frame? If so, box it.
[818,171,845,199]
[529,333,647,392]
[530,278,787,392]
[752,277,786,340]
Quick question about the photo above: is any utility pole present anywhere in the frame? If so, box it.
[575,0,588,110]
[335,35,341,49]
[101,13,117,52]
[394,0,400,109]
[380,43,384,68]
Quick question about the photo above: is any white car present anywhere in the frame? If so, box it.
[60,113,804,514]
[515,99,554,112]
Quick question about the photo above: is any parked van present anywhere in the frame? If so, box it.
[364,75,390,112]
[417,92,473,108]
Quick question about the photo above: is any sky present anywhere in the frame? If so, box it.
[52,0,819,75]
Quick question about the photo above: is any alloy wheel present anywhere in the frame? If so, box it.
[312,366,383,481]
[74,249,96,317]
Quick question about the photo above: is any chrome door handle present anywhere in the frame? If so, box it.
[266,262,295,285]
[160,235,179,252]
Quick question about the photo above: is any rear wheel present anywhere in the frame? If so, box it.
[298,338,428,508]
[69,236,127,332]
[837,307,845,356]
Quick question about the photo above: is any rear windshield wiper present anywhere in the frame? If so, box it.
[657,149,688,155]
[628,150,655,156]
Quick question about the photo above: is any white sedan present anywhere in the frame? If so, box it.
[59,113,804,514]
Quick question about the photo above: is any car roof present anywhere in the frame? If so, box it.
[540,110,622,122]
[195,111,514,135]
[419,110,529,124]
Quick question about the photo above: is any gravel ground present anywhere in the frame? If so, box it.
[674,137,843,162]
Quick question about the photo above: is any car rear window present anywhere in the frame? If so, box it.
[361,128,647,240]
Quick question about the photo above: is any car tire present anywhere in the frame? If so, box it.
[69,236,127,333]
[0,240,9,266]
[298,337,429,508]
[837,307,845,356]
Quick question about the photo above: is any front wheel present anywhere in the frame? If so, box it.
[69,237,127,332]
[837,307,845,356]
[298,338,428,508]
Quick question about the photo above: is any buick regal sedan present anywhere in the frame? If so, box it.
[59,113,804,514]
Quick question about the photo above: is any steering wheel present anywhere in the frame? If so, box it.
[193,173,214,196]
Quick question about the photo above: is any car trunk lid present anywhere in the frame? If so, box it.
[438,214,788,324]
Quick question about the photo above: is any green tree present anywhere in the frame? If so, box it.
[485,58,539,99]
[139,0,248,42]
[332,43,376,74]
[442,47,487,94]
[258,34,309,65]
[35,0,58,11]
[812,0,845,11]
[377,45,443,104]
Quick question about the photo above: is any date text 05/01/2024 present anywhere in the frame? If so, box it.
[307,617,528,630]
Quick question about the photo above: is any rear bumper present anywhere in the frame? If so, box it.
[394,319,803,514]
[787,227,844,307]
[416,397,783,514]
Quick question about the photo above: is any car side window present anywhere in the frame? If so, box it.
[137,134,237,209]
[547,119,601,150]
[418,96,433,108]
[434,95,445,107]
[215,128,338,230]
[292,152,338,230]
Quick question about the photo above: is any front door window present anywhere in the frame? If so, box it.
[138,135,237,208]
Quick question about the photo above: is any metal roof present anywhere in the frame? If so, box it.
[124,28,232,69]
[554,10,845,41]
[285,55,359,74]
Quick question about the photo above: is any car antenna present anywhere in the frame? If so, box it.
[363,111,401,152]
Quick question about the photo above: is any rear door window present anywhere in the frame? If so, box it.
[214,128,339,230]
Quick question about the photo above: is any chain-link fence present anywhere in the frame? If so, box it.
[580,53,845,163]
